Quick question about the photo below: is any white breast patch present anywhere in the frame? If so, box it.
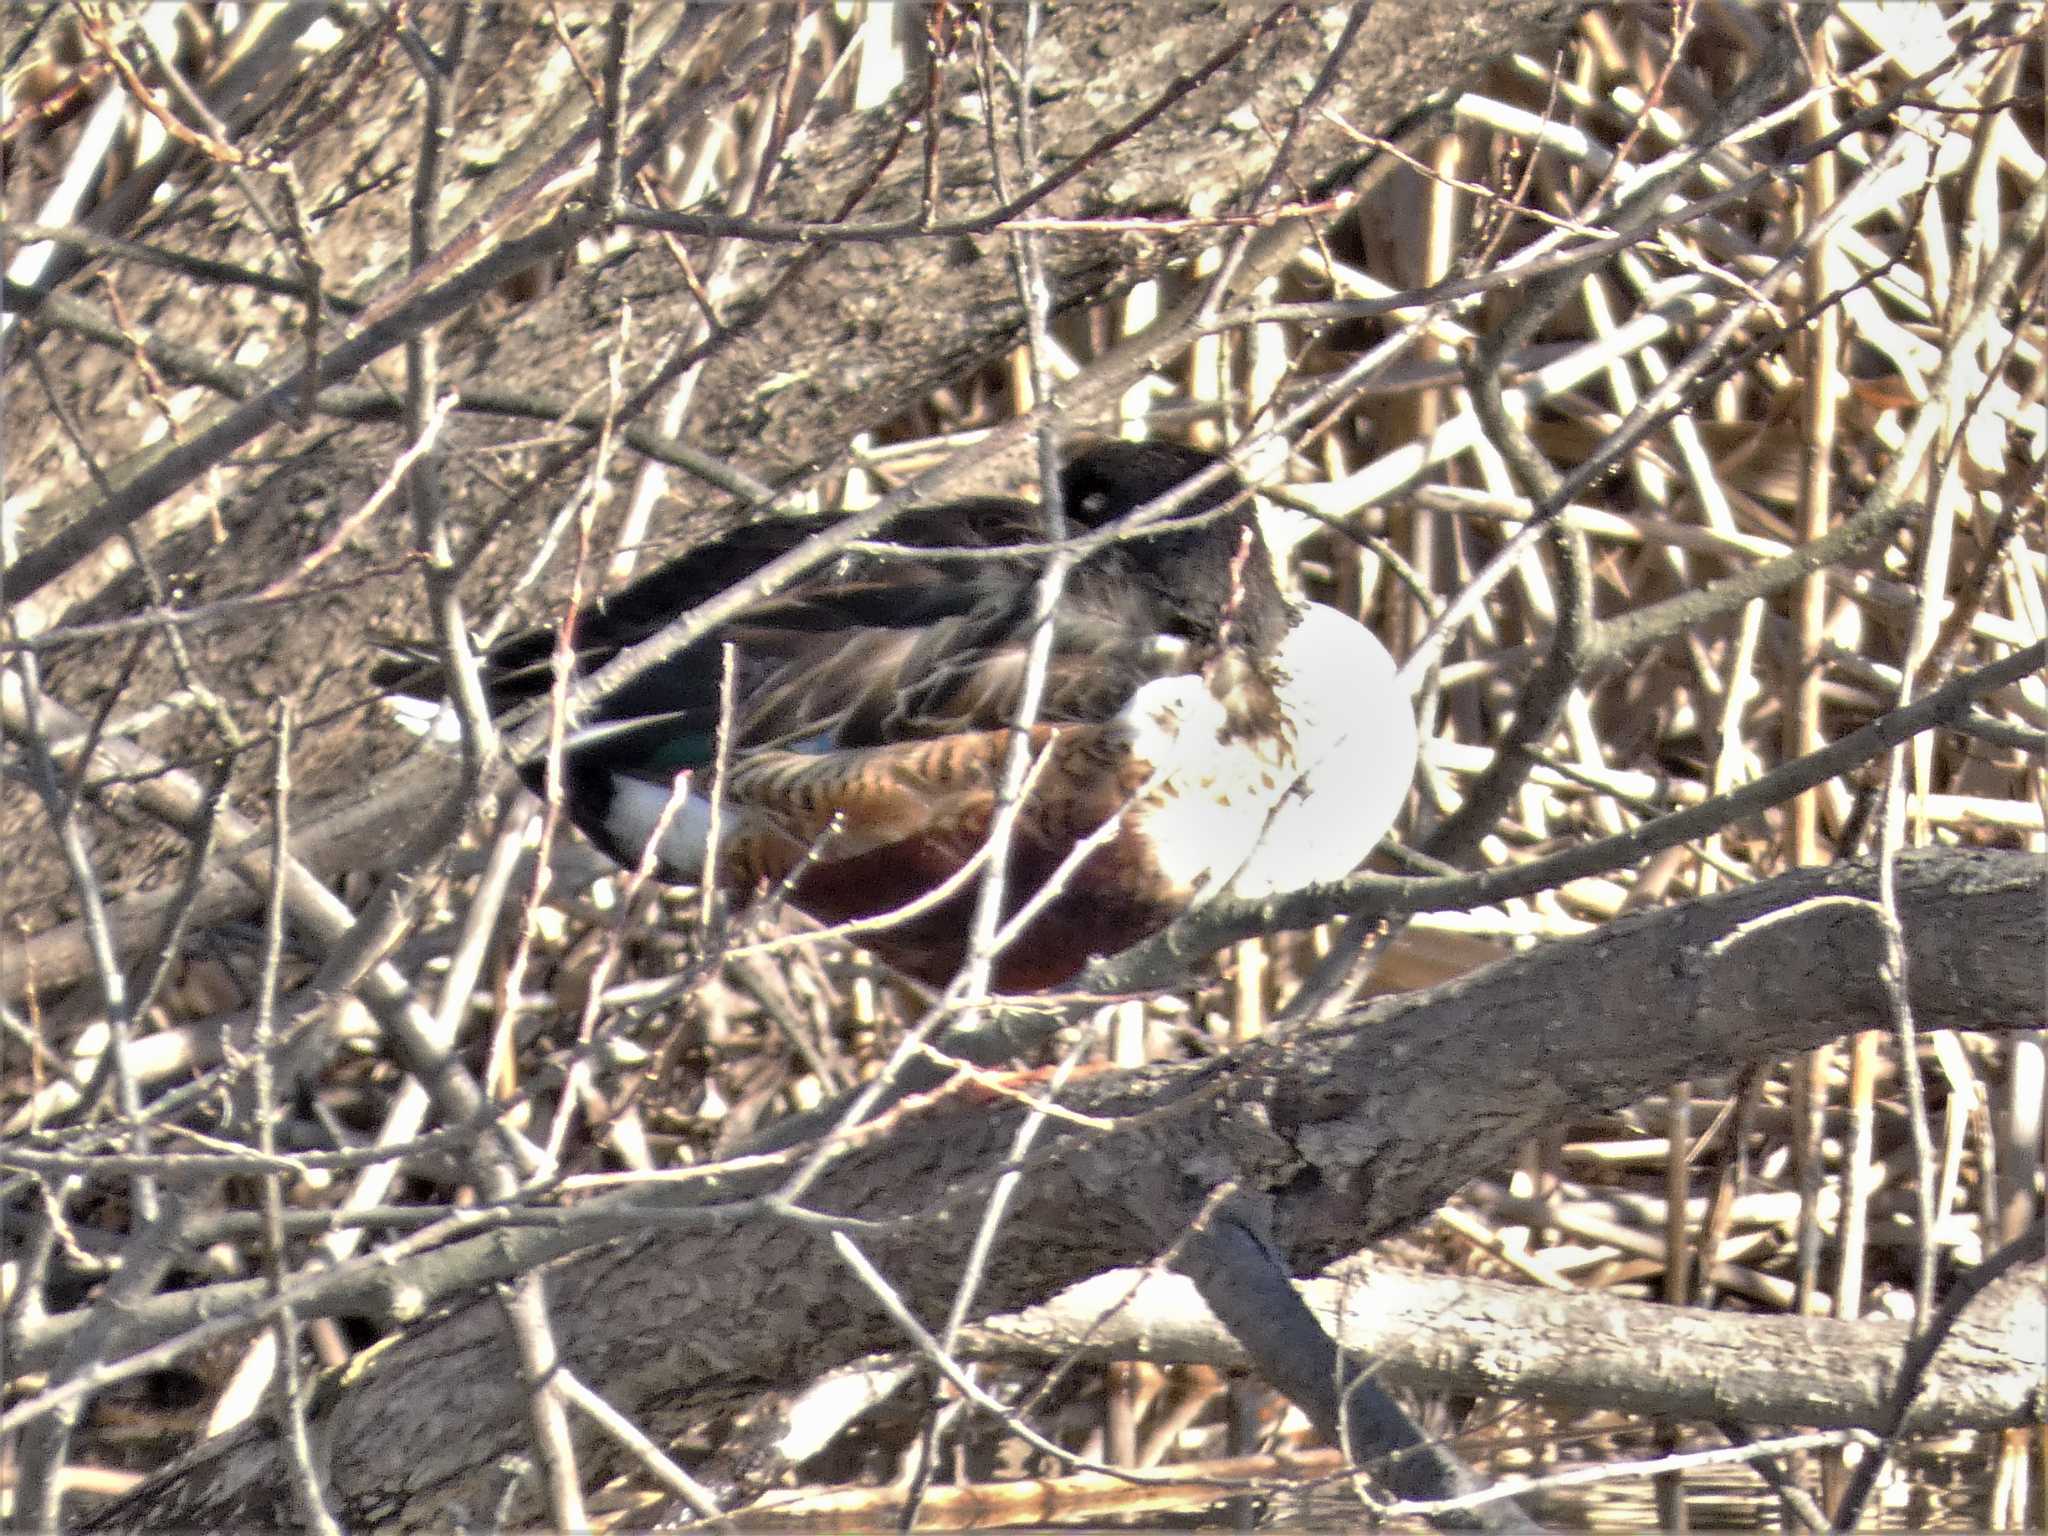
[1225,603,1417,897]
[1116,604,1416,901]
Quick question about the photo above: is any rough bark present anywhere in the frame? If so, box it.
[71,848,2044,1529]
[973,1251,2048,1436]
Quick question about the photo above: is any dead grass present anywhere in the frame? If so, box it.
[2,1,2043,1529]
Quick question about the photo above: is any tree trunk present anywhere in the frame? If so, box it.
[71,849,2044,1528]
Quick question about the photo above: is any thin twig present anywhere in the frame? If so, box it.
[254,703,344,1534]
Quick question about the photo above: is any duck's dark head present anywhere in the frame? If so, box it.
[1057,442,1292,661]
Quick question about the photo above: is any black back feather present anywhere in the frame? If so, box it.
[373,443,1288,784]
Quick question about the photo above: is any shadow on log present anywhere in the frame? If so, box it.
[60,848,2043,1529]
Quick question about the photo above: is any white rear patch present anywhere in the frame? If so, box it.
[604,778,715,876]
[381,693,465,745]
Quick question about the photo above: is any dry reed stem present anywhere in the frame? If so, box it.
[2,3,2042,1529]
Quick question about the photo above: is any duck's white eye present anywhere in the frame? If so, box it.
[1146,635,1192,666]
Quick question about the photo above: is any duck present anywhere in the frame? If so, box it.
[375,442,1417,991]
